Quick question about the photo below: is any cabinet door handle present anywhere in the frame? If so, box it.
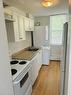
[19,38,23,39]
[29,28,31,30]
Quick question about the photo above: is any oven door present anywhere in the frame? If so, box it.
[25,85,32,95]
[13,67,32,95]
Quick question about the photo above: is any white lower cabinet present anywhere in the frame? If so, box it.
[30,57,38,85]
[42,46,50,65]
[30,50,42,85]
[36,50,42,73]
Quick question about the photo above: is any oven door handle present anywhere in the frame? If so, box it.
[13,80,21,85]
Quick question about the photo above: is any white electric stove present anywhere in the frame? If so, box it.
[10,60,32,95]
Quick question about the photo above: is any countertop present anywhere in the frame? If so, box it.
[12,47,40,61]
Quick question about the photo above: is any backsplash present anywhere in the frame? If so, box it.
[8,32,31,56]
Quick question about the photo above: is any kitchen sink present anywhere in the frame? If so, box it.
[26,47,39,51]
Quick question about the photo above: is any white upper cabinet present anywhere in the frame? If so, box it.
[18,15,26,40]
[5,7,34,42]
[24,17,30,31]
[5,8,26,42]
[13,13,26,41]
[13,13,19,41]
[24,17,34,31]
[29,19,34,31]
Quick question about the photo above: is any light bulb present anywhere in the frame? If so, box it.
[42,1,53,7]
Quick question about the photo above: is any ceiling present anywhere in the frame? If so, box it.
[3,0,68,16]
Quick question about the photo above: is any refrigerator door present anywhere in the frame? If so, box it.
[61,23,68,72]
[63,22,68,95]
[60,22,68,95]
[33,26,48,47]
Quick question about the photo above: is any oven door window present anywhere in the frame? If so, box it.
[20,72,29,88]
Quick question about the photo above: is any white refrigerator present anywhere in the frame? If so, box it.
[33,26,50,65]
[60,22,68,95]
[33,26,49,47]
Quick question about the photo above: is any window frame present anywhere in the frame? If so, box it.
[50,14,67,45]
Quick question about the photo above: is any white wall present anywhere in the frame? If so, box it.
[8,32,31,56]
[50,45,62,60]
[34,16,50,26]
[0,0,14,95]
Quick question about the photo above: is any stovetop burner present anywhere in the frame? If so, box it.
[19,61,27,65]
[10,60,19,65]
[11,69,17,75]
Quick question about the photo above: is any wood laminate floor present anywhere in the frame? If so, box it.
[32,61,60,95]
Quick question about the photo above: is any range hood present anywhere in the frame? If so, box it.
[5,17,15,22]
[5,14,15,22]
[3,2,15,22]
[3,2,9,8]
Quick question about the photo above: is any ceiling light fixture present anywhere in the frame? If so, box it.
[41,0,53,7]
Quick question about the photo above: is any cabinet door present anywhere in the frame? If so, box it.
[30,51,42,86]
[42,48,50,65]
[30,57,38,85]
[38,50,42,69]
[31,60,35,85]
[29,19,34,31]
[36,51,42,72]
[24,17,30,31]
[18,16,26,40]
[13,14,20,41]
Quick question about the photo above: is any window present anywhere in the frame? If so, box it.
[50,15,67,45]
